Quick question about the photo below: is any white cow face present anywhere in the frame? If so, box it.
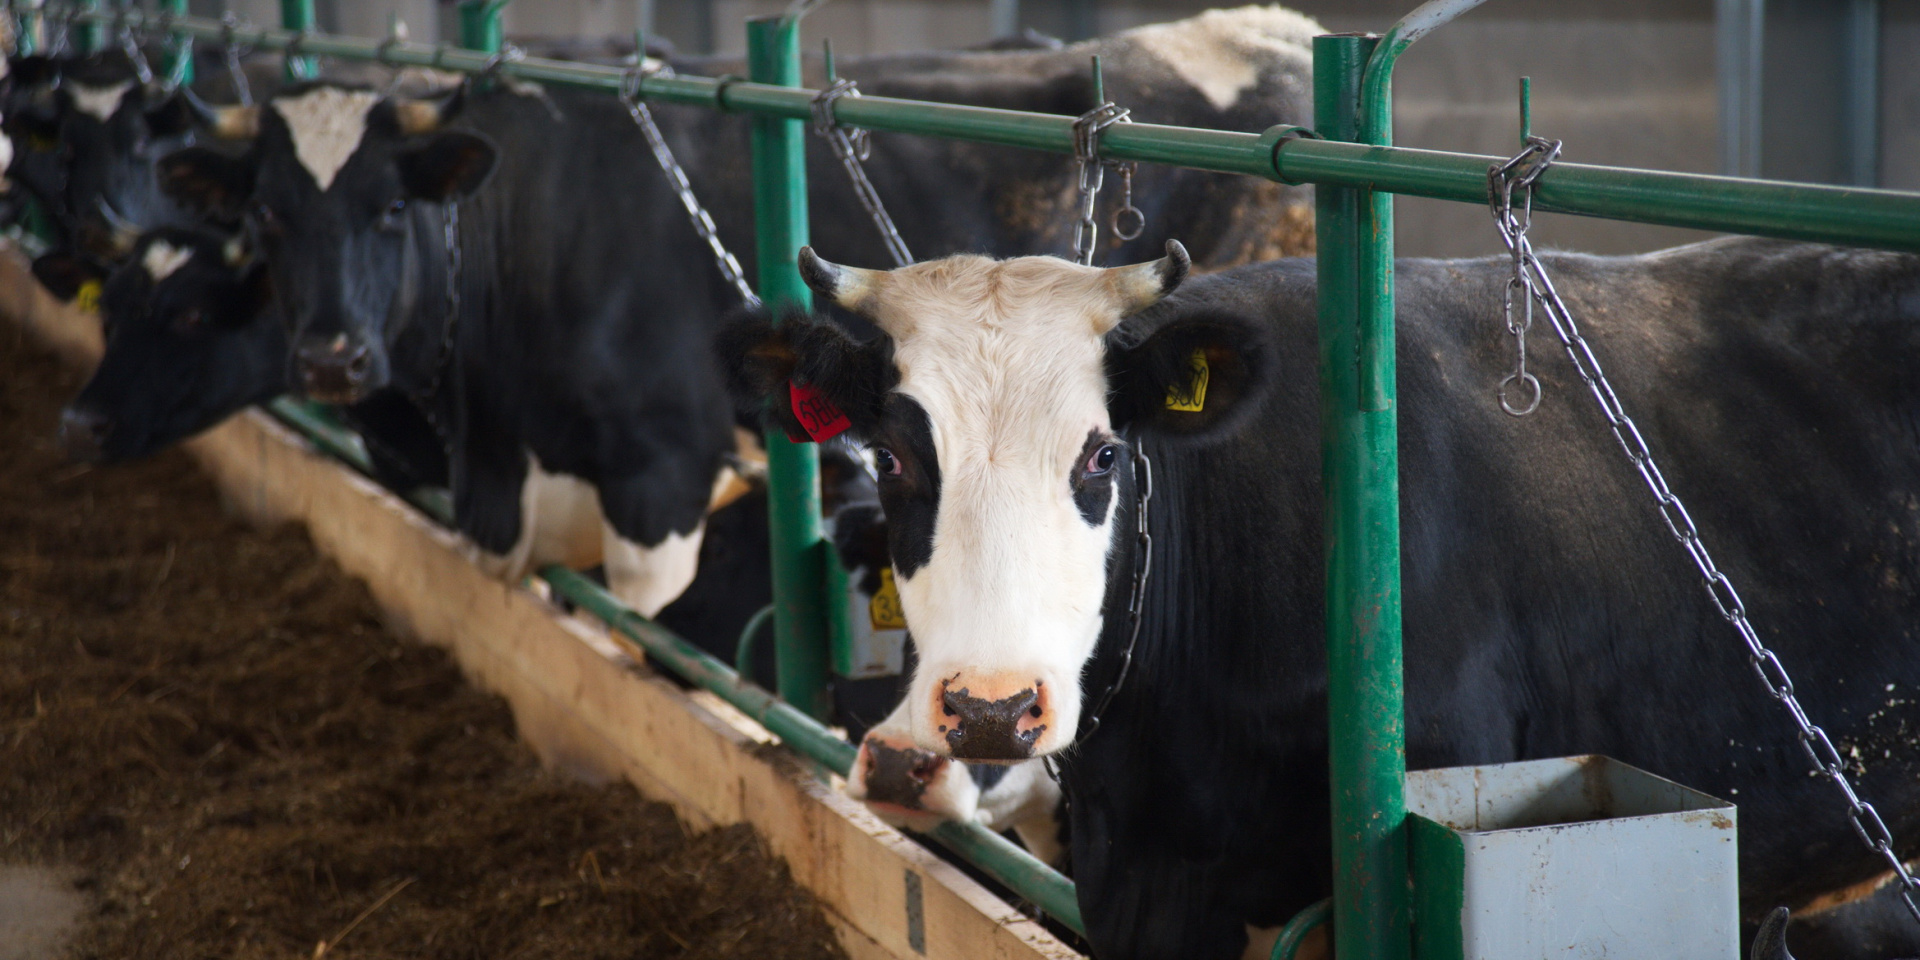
[722,243,1269,762]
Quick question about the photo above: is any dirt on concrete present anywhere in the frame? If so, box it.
[0,323,846,959]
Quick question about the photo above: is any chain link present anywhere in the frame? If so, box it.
[1076,444,1153,744]
[219,13,254,106]
[811,77,912,268]
[1487,138,1920,927]
[621,62,760,308]
[1070,101,1136,266]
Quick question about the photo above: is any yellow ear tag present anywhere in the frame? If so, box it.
[1164,347,1210,412]
[74,280,103,314]
[869,567,908,631]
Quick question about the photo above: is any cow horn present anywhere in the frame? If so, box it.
[1098,239,1189,331]
[797,246,882,313]
[186,90,260,140]
[95,198,142,254]
[393,83,465,135]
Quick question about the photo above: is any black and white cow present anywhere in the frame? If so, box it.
[720,237,1920,960]
[40,224,449,493]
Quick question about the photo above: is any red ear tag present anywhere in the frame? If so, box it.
[789,381,851,443]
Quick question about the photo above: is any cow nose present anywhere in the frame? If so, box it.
[936,676,1049,761]
[296,334,373,402]
[859,736,951,809]
[58,406,110,462]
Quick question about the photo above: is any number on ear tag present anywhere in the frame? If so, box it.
[789,380,851,443]
[1165,347,1210,412]
[75,280,103,315]
[869,567,907,630]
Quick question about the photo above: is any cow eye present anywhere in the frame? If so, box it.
[874,448,902,477]
[1085,443,1118,476]
[378,198,407,231]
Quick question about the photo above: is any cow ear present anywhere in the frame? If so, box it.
[8,55,60,89]
[716,307,895,443]
[397,131,496,201]
[156,146,255,219]
[1106,313,1271,440]
[30,252,108,302]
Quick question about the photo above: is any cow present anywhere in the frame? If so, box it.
[718,236,1920,960]
[37,224,449,493]
[146,3,1318,618]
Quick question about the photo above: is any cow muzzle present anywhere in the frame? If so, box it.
[295,334,375,403]
[929,673,1055,762]
[58,405,110,462]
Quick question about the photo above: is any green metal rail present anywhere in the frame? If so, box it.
[36,5,1920,959]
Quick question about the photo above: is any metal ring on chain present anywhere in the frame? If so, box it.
[1497,371,1541,416]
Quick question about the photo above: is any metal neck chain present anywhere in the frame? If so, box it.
[117,23,153,84]
[1069,101,1145,266]
[220,13,253,106]
[1078,445,1154,743]
[1488,139,1920,929]
[811,77,912,268]
[411,199,461,432]
[621,62,760,308]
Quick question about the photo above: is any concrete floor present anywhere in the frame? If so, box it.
[0,865,84,960]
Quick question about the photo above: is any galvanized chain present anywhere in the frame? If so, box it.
[115,16,153,84]
[1070,101,1141,266]
[1487,135,1559,416]
[410,199,461,434]
[1488,139,1920,928]
[1076,444,1153,743]
[154,7,192,91]
[219,12,253,105]
[811,77,912,268]
[621,62,760,308]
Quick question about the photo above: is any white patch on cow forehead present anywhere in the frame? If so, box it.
[271,87,384,191]
[69,81,134,122]
[879,257,1117,444]
[1116,5,1318,111]
[141,241,194,281]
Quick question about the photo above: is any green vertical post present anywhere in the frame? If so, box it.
[457,0,504,53]
[1314,32,1410,960]
[748,14,832,721]
[75,0,101,53]
[280,0,316,80]
[162,0,192,85]
[15,0,37,55]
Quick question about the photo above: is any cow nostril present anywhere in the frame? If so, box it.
[1029,704,1043,718]
[345,349,371,379]
[908,756,942,784]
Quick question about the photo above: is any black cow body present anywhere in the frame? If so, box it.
[1053,239,1920,958]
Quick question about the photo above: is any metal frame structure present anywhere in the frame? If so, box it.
[26,1,1920,956]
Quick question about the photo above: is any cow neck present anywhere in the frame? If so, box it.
[1056,441,1154,771]
[405,199,462,438]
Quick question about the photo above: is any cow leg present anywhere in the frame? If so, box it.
[451,427,531,572]
[596,466,716,619]
[845,701,983,833]
[600,521,704,619]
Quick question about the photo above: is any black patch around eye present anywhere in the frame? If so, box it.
[879,396,940,579]
[1071,429,1117,527]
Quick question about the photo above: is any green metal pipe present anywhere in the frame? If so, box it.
[75,0,99,53]
[1316,33,1409,960]
[748,15,833,722]
[77,9,1920,254]
[278,0,315,79]
[1270,898,1332,960]
[161,0,190,84]
[455,0,503,54]
[16,0,38,55]
[736,603,774,676]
